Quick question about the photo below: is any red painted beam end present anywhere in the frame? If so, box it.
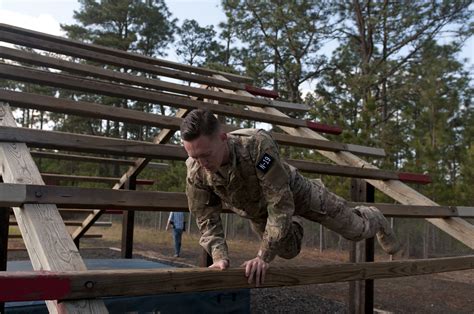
[306,121,343,135]
[105,209,124,214]
[398,172,432,185]
[136,179,154,185]
[244,84,279,99]
[0,272,71,302]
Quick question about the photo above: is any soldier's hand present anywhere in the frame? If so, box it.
[208,259,229,270]
[242,256,269,287]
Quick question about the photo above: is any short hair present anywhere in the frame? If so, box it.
[180,109,220,141]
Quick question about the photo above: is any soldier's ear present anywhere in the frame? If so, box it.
[219,132,227,141]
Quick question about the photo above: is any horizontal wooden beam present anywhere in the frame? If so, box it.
[287,159,431,184]
[0,27,310,113]
[0,47,317,120]
[1,255,473,302]
[9,220,112,227]
[0,183,189,211]
[348,202,474,218]
[1,184,472,218]
[42,173,155,185]
[0,23,253,84]
[0,30,247,92]
[0,125,188,160]
[32,151,169,170]
[0,86,315,135]
[0,125,384,159]
[9,234,102,239]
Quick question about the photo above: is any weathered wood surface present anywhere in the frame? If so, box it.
[9,234,102,239]
[0,23,253,84]
[287,159,430,184]
[0,103,108,313]
[0,47,316,117]
[9,220,112,227]
[0,82,311,131]
[41,173,155,185]
[32,151,169,169]
[213,74,474,250]
[1,183,472,218]
[0,125,188,159]
[0,125,384,158]
[0,32,309,112]
[0,255,473,302]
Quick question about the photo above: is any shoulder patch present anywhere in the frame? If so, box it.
[256,153,274,173]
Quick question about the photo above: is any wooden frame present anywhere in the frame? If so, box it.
[1,183,473,218]
[0,255,473,302]
[0,103,108,313]
[0,23,472,313]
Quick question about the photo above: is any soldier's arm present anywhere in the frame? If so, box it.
[186,176,229,263]
[253,131,296,263]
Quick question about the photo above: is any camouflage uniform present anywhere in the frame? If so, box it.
[186,129,393,263]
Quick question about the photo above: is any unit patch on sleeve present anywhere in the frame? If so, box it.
[256,153,274,173]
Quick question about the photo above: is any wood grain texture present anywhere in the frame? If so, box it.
[0,103,108,313]
[0,23,253,84]
[0,255,473,302]
[1,184,472,217]
[0,124,385,159]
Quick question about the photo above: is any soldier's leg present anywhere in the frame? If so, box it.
[300,179,399,254]
[250,217,304,260]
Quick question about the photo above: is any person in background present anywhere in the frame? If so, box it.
[166,211,185,257]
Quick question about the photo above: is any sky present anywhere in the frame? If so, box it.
[0,0,472,86]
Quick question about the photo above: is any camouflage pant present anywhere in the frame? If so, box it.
[251,179,389,260]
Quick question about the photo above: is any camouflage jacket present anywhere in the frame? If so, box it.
[186,129,312,263]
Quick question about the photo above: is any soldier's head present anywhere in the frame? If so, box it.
[181,109,229,172]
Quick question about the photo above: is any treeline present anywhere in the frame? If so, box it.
[2,1,473,256]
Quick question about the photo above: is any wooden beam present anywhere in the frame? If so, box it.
[42,173,155,185]
[1,184,473,218]
[0,255,473,302]
[0,184,188,211]
[0,31,246,92]
[0,47,319,119]
[286,159,431,184]
[0,28,309,113]
[9,220,112,227]
[9,234,102,239]
[32,151,169,169]
[0,103,108,313]
[0,125,188,159]
[0,23,254,84]
[214,74,474,250]
[0,85,315,134]
[121,177,136,259]
[0,125,384,158]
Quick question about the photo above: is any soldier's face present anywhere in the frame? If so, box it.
[183,132,228,173]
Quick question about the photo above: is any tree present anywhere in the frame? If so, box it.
[59,0,177,141]
[315,1,473,148]
[175,19,219,66]
[222,0,334,102]
[61,0,176,55]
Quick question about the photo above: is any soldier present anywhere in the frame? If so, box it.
[182,109,399,287]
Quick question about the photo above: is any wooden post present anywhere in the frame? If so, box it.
[348,179,375,314]
[319,225,325,253]
[121,176,136,259]
[0,180,9,314]
[0,103,108,312]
